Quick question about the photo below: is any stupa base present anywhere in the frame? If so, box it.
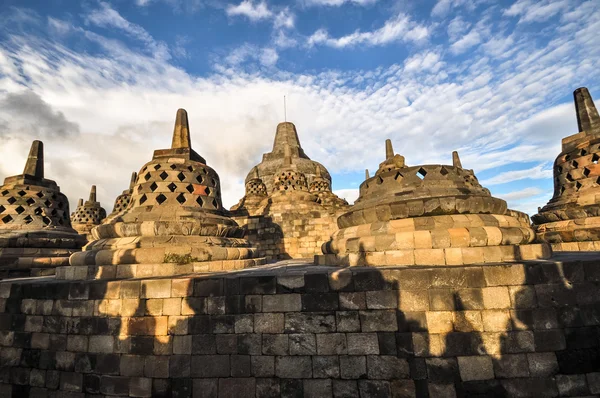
[549,240,600,252]
[315,243,551,267]
[0,247,80,278]
[56,257,267,280]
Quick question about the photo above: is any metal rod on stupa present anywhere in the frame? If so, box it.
[574,87,600,133]
[23,140,44,178]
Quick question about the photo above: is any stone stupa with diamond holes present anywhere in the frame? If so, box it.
[104,171,137,223]
[532,87,600,250]
[70,185,107,238]
[317,139,551,267]
[0,140,85,277]
[59,108,264,280]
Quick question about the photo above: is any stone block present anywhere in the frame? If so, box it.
[144,356,169,378]
[332,380,359,398]
[129,377,152,397]
[340,355,367,379]
[190,355,230,377]
[358,380,391,398]
[425,358,458,382]
[346,333,379,355]
[88,335,114,353]
[366,291,397,309]
[367,355,409,379]
[360,310,397,332]
[251,355,275,377]
[256,378,280,398]
[587,372,600,395]
[262,294,301,312]
[312,355,340,378]
[482,310,511,332]
[120,355,145,377]
[219,378,256,398]
[234,314,254,334]
[141,280,171,299]
[169,355,190,378]
[262,334,288,355]
[426,311,453,333]
[275,356,312,378]
[254,313,284,334]
[304,379,332,398]
[285,313,336,333]
[216,334,238,354]
[192,334,216,354]
[193,378,218,398]
[238,334,261,355]
[481,286,511,309]
[453,311,483,332]
[493,354,529,378]
[289,334,316,355]
[339,292,366,310]
[302,293,339,311]
[399,290,429,312]
[527,352,559,377]
[317,333,347,355]
[457,356,494,381]
[231,354,252,377]
[556,374,589,397]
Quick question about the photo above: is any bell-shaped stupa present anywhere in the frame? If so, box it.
[532,87,600,250]
[318,140,551,266]
[105,171,137,222]
[70,185,107,238]
[59,109,264,280]
[0,141,84,277]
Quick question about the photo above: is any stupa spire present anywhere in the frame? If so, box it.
[77,198,83,207]
[273,122,301,153]
[171,108,191,149]
[89,185,97,202]
[365,169,370,179]
[574,87,600,133]
[23,140,44,179]
[452,151,462,168]
[385,139,394,160]
[129,172,137,189]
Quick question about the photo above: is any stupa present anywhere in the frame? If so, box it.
[105,171,137,222]
[59,109,264,280]
[0,141,84,277]
[532,87,600,250]
[318,140,551,266]
[231,122,348,260]
[70,185,107,238]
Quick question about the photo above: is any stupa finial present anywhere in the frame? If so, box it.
[574,87,600,133]
[129,172,137,189]
[89,185,97,202]
[171,109,191,149]
[77,198,83,207]
[385,139,394,160]
[23,140,44,179]
[365,169,370,179]
[452,151,462,168]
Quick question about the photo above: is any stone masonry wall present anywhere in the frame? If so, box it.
[0,260,599,397]
[233,213,340,261]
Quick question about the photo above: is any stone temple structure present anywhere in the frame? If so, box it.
[59,109,264,280]
[532,87,600,251]
[70,185,107,238]
[231,121,348,260]
[318,140,551,266]
[0,141,84,277]
[105,171,137,222]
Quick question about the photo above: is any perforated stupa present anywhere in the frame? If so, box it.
[318,140,551,266]
[0,141,84,277]
[70,185,107,237]
[59,109,264,280]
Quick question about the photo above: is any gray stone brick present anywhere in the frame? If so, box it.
[219,378,256,398]
[262,294,301,312]
[191,355,230,377]
[238,333,262,355]
[252,355,275,377]
[493,354,529,378]
[289,334,316,355]
[256,377,280,398]
[216,334,237,354]
[347,333,379,355]
[336,311,361,332]
[285,313,336,333]
[332,380,359,398]
[304,379,332,398]
[526,352,558,377]
[366,290,397,309]
[317,333,347,355]
[391,380,416,398]
[231,355,252,377]
[367,355,409,379]
[255,313,284,333]
[339,292,366,310]
[427,383,457,398]
[340,355,367,379]
[275,356,312,378]
[587,372,600,395]
[457,356,494,381]
[358,380,391,398]
[359,310,397,332]
[556,374,589,397]
[262,334,288,355]
[313,355,340,378]
[193,379,218,398]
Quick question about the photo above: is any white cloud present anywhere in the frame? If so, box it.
[403,51,443,73]
[481,164,553,186]
[504,0,570,23]
[274,9,295,29]
[303,0,377,6]
[333,189,359,204]
[226,1,273,21]
[497,187,543,201]
[224,44,279,67]
[431,0,480,18]
[307,13,429,48]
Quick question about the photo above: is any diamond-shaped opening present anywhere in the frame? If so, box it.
[196,175,204,184]
[51,209,58,216]
[1,215,12,223]
[35,191,43,198]
[51,194,57,200]
[58,218,63,225]
[0,205,4,213]
[139,194,147,205]
[566,173,574,182]
[417,167,427,179]
[176,172,186,182]
[15,206,25,214]
[34,207,42,215]
[176,193,186,204]
[597,177,600,185]
[17,190,26,196]
[565,154,571,161]
[42,216,50,225]
[593,154,599,164]
[154,164,161,170]
[583,168,591,177]
[439,167,449,176]
[44,199,51,207]
[156,194,167,205]
[196,196,204,207]
[205,187,211,196]
[580,149,588,156]
[23,215,33,224]
[170,164,177,170]
[557,166,562,173]
[394,171,403,181]
[150,182,158,192]
[212,198,218,208]
[1,190,8,196]
[144,172,152,181]
[187,166,194,172]
[159,171,169,180]
[7,197,16,205]
[26,198,35,206]
[560,185,566,194]
[572,160,579,168]
[167,182,177,192]
[186,184,194,193]
[212,178,218,187]
[576,181,582,191]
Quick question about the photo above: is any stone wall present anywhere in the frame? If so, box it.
[233,212,340,261]
[0,260,599,397]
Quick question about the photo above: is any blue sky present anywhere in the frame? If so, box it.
[0,0,598,215]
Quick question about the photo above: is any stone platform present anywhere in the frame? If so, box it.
[0,255,599,397]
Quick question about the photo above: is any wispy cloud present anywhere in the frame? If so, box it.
[497,187,543,201]
[481,164,553,186]
[307,13,429,48]
[504,0,570,23]
[226,1,273,21]
[302,0,377,7]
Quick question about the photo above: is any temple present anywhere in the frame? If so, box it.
[0,141,84,277]
[58,109,264,280]
[105,171,137,222]
[231,121,348,260]
[317,140,551,266]
[532,87,600,250]
[70,185,107,239]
